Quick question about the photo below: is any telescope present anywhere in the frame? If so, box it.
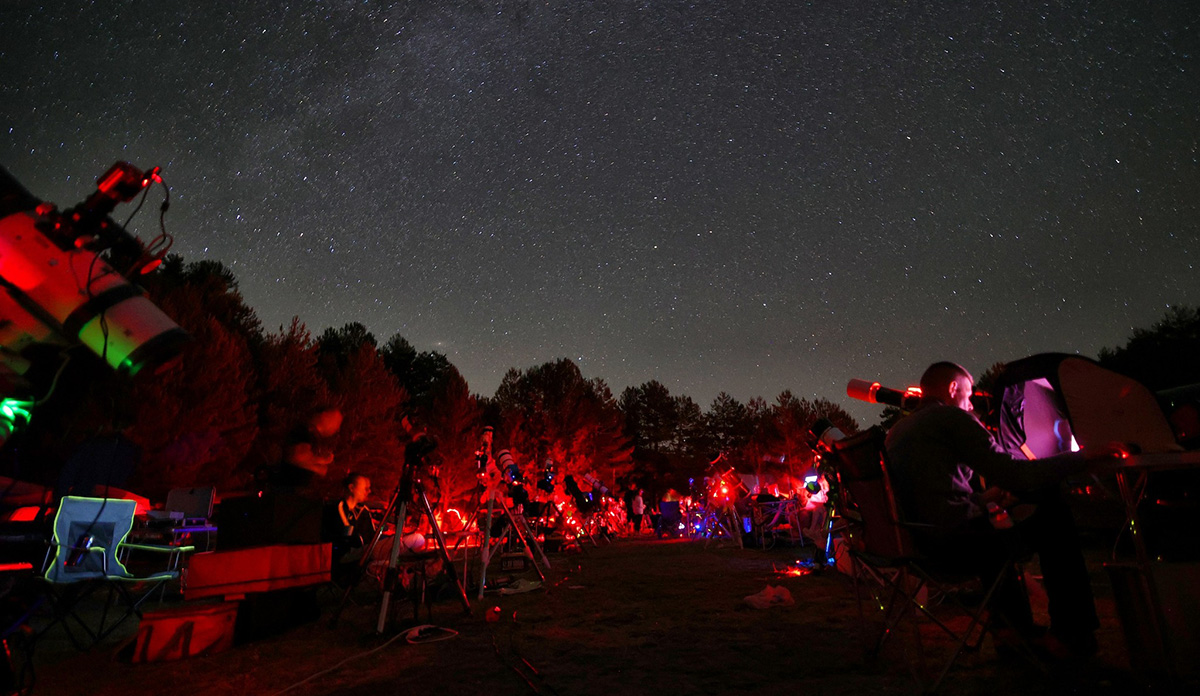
[808,417,848,454]
[846,379,923,411]
[582,472,609,497]
[537,458,556,493]
[496,448,522,483]
[848,378,992,416]
[1,161,187,446]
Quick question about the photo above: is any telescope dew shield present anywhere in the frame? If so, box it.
[846,379,883,404]
[0,210,187,375]
[846,379,922,410]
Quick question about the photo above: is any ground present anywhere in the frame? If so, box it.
[20,536,1191,696]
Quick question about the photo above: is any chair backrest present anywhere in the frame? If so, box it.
[45,496,138,582]
[165,486,215,520]
[829,427,915,560]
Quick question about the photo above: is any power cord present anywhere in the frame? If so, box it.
[268,624,458,696]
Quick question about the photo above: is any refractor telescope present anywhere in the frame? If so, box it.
[846,379,923,411]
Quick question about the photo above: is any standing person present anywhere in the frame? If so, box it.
[631,489,646,533]
[277,407,343,491]
[885,361,1115,659]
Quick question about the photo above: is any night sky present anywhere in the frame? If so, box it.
[3,2,1197,424]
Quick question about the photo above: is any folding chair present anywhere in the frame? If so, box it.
[145,486,218,556]
[829,427,1021,693]
[41,497,191,648]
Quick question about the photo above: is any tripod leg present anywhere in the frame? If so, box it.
[377,499,410,634]
[478,494,495,600]
[418,490,471,614]
[520,512,552,570]
[331,480,404,627]
[819,504,836,567]
[499,502,545,582]
[448,491,485,558]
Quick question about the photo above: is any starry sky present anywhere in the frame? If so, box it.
[2,1,1197,425]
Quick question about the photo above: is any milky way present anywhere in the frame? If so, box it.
[3,1,1197,423]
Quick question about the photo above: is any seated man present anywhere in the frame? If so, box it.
[325,472,376,567]
[884,361,1112,659]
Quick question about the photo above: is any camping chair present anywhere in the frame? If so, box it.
[41,496,192,648]
[144,486,218,556]
[829,427,1021,693]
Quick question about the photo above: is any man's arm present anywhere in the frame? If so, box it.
[944,408,1087,493]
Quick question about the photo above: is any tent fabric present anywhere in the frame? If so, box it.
[1057,358,1181,454]
[995,353,1089,459]
[995,353,1181,458]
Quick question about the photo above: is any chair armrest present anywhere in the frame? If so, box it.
[122,542,196,554]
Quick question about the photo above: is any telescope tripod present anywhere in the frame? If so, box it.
[700,501,744,549]
[456,484,550,600]
[331,460,471,634]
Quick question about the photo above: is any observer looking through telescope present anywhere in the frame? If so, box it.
[845,363,1123,659]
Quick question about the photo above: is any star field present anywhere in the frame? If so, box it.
[2,1,1197,423]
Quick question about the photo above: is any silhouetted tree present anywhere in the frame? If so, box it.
[1099,306,1200,390]
[729,393,858,492]
[619,381,678,452]
[419,366,483,504]
[705,392,753,456]
[380,335,459,412]
[148,256,263,346]
[317,322,377,378]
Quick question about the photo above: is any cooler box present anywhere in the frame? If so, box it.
[130,601,238,663]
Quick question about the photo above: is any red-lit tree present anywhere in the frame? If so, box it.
[243,318,332,484]
[123,268,260,498]
[492,359,633,487]
[316,327,408,499]
[420,366,483,504]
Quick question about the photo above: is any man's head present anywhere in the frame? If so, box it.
[344,472,371,505]
[919,362,974,412]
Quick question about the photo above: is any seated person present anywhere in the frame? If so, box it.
[658,490,683,538]
[885,362,1115,659]
[324,473,429,584]
[324,472,375,566]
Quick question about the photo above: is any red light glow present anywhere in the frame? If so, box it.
[775,562,813,578]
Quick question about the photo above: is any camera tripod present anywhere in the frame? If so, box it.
[331,454,471,634]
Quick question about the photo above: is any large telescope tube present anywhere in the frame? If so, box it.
[0,165,187,378]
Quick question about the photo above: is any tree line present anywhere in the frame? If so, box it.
[2,258,858,504]
[4,256,1194,506]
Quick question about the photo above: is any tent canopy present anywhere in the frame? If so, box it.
[996,353,1181,458]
